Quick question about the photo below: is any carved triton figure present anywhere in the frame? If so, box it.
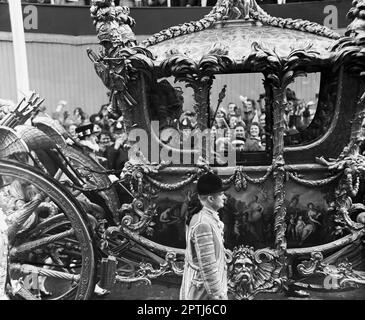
[227,246,282,300]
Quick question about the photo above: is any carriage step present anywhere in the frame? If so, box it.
[99,256,117,291]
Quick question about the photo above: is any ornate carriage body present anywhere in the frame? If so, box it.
[88,0,365,298]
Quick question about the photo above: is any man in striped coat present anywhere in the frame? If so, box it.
[180,172,229,300]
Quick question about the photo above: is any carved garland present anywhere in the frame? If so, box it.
[141,0,339,48]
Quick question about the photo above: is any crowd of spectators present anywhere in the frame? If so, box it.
[177,88,316,156]
[49,100,130,171]
[210,95,267,153]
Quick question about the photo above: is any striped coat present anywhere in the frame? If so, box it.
[180,206,228,300]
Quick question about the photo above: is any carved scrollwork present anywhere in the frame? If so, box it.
[120,200,157,235]
[136,251,184,280]
[297,251,365,289]
[227,246,284,300]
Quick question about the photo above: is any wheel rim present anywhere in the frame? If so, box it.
[0,160,95,300]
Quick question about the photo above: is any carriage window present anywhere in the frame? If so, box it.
[149,77,198,149]
[210,73,267,155]
[284,73,321,146]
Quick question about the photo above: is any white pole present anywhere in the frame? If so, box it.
[8,0,30,102]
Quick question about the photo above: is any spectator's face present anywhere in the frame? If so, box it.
[225,129,232,139]
[68,124,77,137]
[235,126,245,139]
[228,104,237,114]
[250,125,260,138]
[217,110,225,118]
[99,134,111,145]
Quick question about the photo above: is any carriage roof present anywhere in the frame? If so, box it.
[146,22,336,64]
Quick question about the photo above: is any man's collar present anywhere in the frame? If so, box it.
[202,206,220,222]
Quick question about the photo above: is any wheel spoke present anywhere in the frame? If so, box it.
[10,263,80,282]
[10,229,75,256]
[7,194,43,242]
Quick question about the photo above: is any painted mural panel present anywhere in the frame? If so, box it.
[143,173,339,251]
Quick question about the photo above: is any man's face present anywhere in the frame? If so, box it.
[235,126,245,138]
[210,191,227,210]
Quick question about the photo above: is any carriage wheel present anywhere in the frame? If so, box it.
[0,160,96,300]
